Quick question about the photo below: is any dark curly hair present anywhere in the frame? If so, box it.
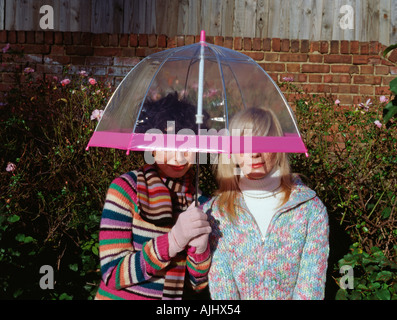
[135,92,209,134]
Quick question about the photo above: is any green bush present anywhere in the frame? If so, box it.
[0,63,142,299]
[282,80,397,300]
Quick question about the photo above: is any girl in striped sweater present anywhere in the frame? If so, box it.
[95,93,212,300]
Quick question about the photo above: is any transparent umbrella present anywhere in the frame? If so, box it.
[86,30,308,202]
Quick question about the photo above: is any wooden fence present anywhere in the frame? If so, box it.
[1,0,397,46]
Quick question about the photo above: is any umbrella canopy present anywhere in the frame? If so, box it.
[86,31,307,156]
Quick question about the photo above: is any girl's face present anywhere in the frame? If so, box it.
[233,152,276,180]
[154,150,195,178]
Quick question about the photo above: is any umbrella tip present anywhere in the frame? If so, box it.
[200,30,206,42]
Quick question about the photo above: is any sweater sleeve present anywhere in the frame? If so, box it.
[185,243,211,292]
[98,174,172,290]
[206,202,240,300]
[292,197,329,300]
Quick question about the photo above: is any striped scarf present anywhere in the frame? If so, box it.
[135,164,195,299]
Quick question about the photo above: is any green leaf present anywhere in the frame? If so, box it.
[336,289,349,300]
[383,43,397,57]
[375,288,391,300]
[383,101,397,124]
[7,214,20,223]
[69,263,78,272]
[376,271,393,282]
[389,78,397,95]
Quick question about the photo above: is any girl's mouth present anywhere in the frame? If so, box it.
[251,162,264,169]
[168,164,187,171]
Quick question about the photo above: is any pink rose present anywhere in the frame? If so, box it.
[379,95,388,103]
[90,109,104,121]
[374,120,382,128]
[89,78,97,85]
[61,79,71,86]
[6,162,16,172]
[335,99,341,105]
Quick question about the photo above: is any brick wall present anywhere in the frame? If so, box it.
[1,30,396,105]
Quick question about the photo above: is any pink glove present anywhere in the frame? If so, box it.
[168,203,211,258]
[187,233,209,254]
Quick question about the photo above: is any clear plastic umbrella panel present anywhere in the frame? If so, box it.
[87,31,307,158]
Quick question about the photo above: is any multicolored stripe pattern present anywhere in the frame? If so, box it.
[95,166,211,300]
[205,176,329,300]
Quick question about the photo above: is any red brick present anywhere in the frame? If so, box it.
[330,41,339,54]
[353,55,369,65]
[44,31,53,44]
[350,41,359,54]
[94,47,122,56]
[44,55,71,65]
[340,41,349,54]
[234,37,242,50]
[50,45,65,55]
[291,40,299,53]
[369,41,380,54]
[353,75,381,85]
[100,33,109,46]
[158,35,167,48]
[301,40,309,53]
[167,37,176,48]
[359,85,374,95]
[8,31,17,44]
[286,63,301,72]
[324,74,351,83]
[260,62,285,72]
[308,54,323,63]
[309,74,322,82]
[360,65,374,74]
[63,32,72,45]
[130,34,138,47]
[148,34,157,47]
[281,39,289,52]
[0,30,7,43]
[224,37,233,49]
[22,44,51,54]
[139,34,148,47]
[176,36,184,47]
[263,38,271,51]
[121,47,135,57]
[272,38,281,52]
[310,41,320,52]
[185,35,195,45]
[65,46,94,56]
[17,31,26,44]
[375,86,391,95]
[214,36,223,46]
[253,38,262,51]
[244,51,264,61]
[324,54,352,64]
[279,53,307,62]
[119,34,129,47]
[302,64,330,73]
[360,42,369,55]
[86,56,113,66]
[109,34,118,47]
[320,41,329,53]
[265,53,279,61]
[243,38,252,51]
[54,32,63,45]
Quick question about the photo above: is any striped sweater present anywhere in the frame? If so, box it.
[95,165,211,300]
[205,176,329,300]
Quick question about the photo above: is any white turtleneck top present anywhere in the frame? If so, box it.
[238,167,283,240]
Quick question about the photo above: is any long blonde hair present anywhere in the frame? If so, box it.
[214,107,292,222]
